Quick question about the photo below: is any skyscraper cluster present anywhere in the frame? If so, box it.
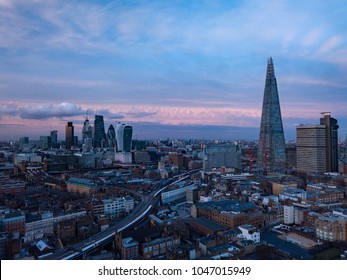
[64,115,133,154]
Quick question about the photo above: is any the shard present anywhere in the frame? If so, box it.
[257,57,286,174]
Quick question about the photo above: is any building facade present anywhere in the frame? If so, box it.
[296,125,326,173]
[102,196,134,218]
[140,235,180,259]
[203,143,241,171]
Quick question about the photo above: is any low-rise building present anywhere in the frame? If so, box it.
[66,177,97,195]
[140,235,180,259]
[121,237,139,260]
[2,212,25,235]
[315,214,347,242]
[237,224,260,243]
[102,196,134,218]
[191,199,264,229]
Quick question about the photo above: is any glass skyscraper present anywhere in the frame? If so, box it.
[107,124,116,148]
[257,57,286,174]
[93,115,106,148]
[116,123,133,152]
[50,130,58,148]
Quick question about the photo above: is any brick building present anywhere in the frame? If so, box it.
[191,199,264,229]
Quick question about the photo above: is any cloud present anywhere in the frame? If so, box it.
[127,111,157,118]
[93,109,125,120]
[318,35,343,53]
[0,103,18,118]
[18,102,84,119]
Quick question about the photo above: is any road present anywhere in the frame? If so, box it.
[42,170,199,260]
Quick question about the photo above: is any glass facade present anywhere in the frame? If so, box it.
[257,57,286,173]
[93,115,106,148]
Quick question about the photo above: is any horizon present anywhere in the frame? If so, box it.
[1,1,347,142]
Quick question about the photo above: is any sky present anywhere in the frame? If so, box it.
[0,0,346,142]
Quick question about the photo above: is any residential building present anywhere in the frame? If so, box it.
[238,224,260,243]
[284,205,294,224]
[140,235,180,259]
[2,212,26,235]
[121,237,139,260]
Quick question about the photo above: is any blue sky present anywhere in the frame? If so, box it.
[0,0,346,141]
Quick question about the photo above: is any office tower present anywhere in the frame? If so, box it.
[19,136,31,151]
[40,136,52,149]
[296,125,327,173]
[65,122,74,150]
[116,123,133,152]
[50,130,58,148]
[202,143,241,171]
[296,113,339,174]
[257,57,286,174]
[19,136,29,147]
[93,115,106,148]
[107,124,116,148]
[82,118,93,143]
[320,112,339,172]
[74,136,78,147]
[123,125,133,152]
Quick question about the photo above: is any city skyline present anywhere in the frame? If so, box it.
[1,0,347,141]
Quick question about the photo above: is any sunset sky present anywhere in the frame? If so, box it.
[0,0,346,141]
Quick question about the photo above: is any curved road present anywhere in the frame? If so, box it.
[43,170,199,260]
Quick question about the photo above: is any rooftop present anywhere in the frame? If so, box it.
[67,177,96,187]
[195,199,259,213]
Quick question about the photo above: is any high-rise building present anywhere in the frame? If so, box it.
[296,125,327,174]
[257,57,286,174]
[116,123,133,152]
[40,136,52,149]
[107,124,116,148]
[65,122,74,150]
[82,118,93,143]
[50,130,58,148]
[320,112,339,172]
[296,113,339,174]
[94,115,106,149]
